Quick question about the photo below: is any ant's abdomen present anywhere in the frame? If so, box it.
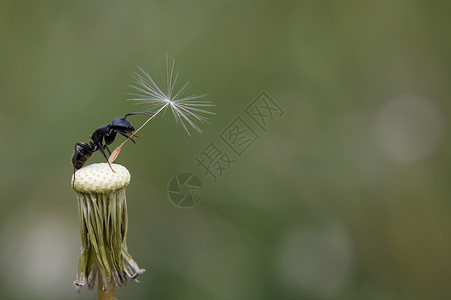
[72,143,93,169]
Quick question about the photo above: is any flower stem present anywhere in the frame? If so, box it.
[98,274,115,300]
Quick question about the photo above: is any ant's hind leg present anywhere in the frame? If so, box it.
[72,166,76,188]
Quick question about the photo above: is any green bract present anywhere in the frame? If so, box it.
[72,163,145,293]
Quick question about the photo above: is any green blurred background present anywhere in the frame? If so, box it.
[1,0,450,299]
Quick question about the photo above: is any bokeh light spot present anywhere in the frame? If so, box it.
[375,95,444,163]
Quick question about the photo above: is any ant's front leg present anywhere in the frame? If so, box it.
[117,131,136,143]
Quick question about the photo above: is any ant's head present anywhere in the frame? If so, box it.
[111,112,154,134]
[111,117,134,134]
[111,112,155,134]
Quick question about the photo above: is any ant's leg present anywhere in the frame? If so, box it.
[97,143,115,172]
[72,162,76,188]
[118,131,136,143]
[104,145,112,155]
[72,166,76,188]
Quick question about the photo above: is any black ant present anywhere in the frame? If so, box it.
[71,112,153,186]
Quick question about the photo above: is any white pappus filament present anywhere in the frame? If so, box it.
[128,55,215,135]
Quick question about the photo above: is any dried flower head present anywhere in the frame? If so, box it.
[72,163,145,294]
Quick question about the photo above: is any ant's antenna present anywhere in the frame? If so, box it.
[124,112,155,119]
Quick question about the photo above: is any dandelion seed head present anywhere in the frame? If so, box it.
[128,55,215,135]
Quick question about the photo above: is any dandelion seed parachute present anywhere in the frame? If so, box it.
[108,56,214,164]
[128,55,215,136]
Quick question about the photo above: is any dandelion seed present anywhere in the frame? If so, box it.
[128,55,215,136]
[108,56,214,165]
